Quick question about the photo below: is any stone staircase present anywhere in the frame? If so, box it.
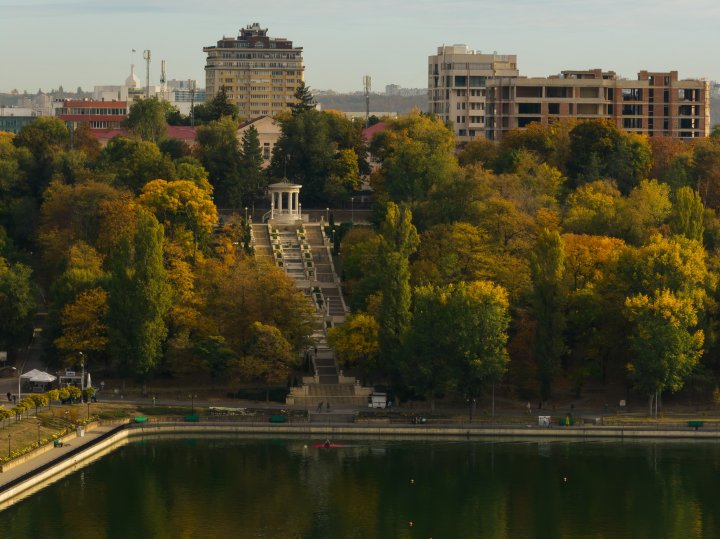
[251,220,372,410]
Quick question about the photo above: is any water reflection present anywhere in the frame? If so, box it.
[1,437,719,539]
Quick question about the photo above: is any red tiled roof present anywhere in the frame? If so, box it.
[60,101,128,107]
[91,126,197,144]
[362,122,388,142]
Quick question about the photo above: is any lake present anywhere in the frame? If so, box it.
[1,436,718,538]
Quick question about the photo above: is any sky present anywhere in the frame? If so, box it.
[1,0,719,94]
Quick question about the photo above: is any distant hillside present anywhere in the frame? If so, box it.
[315,94,427,115]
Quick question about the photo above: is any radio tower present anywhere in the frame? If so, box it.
[363,75,371,128]
[143,50,151,98]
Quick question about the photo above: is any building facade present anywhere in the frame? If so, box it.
[428,45,518,142]
[485,69,709,140]
[54,100,129,129]
[237,115,282,167]
[203,23,304,117]
[0,107,40,134]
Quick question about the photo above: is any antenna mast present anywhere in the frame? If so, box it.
[160,59,167,101]
[363,75,371,128]
[143,50,151,98]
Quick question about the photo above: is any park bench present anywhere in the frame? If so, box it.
[134,416,148,423]
[688,420,703,431]
[184,415,200,422]
[269,415,287,423]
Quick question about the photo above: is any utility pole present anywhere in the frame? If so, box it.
[363,75,371,128]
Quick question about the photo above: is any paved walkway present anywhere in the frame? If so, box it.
[0,423,118,490]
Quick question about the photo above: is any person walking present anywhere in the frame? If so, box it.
[326,401,331,412]
[317,401,324,412]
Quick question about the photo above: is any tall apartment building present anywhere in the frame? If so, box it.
[428,45,518,142]
[203,23,304,118]
[485,69,709,140]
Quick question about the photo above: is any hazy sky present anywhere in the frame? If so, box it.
[2,0,719,93]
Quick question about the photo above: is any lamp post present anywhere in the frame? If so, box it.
[351,197,354,224]
[244,206,248,223]
[325,207,329,223]
[79,352,85,392]
[10,366,20,401]
[7,434,10,458]
[189,394,197,414]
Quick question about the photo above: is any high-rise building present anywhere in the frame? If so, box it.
[485,69,709,140]
[428,45,518,142]
[203,23,304,118]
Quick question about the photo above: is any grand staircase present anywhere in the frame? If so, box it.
[251,221,373,409]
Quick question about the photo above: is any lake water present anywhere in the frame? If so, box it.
[1,436,719,538]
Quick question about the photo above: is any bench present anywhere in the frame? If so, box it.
[269,415,287,423]
[134,416,148,423]
[184,415,200,422]
[689,420,703,431]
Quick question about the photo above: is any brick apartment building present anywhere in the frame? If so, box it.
[485,69,709,140]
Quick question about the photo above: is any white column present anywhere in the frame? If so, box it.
[271,192,275,219]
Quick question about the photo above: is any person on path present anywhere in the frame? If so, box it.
[317,401,324,412]
[526,402,531,415]
[326,401,331,412]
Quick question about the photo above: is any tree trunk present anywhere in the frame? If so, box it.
[648,393,654,417]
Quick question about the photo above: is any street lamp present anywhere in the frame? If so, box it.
[351,197,354,224]
[79,352,85,392]
[9,366,21,401]
[189,394,197,414]
[7,434,10,458]
[325,207,329,223]
[244,207,248,223]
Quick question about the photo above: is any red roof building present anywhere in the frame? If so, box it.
[55,100,129,129]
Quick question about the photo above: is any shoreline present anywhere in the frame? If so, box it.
[1,419,719,509]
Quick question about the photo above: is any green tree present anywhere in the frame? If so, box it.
[239,125,266,205]
[670,186,705,241]
[531,228,566,401]
[616,179,672,245]
[0,257,36,351]
[107,209,172,378]
[193,86,239,123]
[377,203,419,377]
[625,290,704,416]
[98,137,176,193]
[370,111,458,204]
[268,109,366,206]
[289,82,316,115]
[125,97,170,143]
[195,116,244,208]
[567,120,651,193]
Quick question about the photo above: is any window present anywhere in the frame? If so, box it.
[263,143,271,160]
[548,103,560,115]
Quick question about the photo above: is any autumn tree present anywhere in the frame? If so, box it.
[327,313,379,379]
[0,257,36,351]
[54,287,108,365]
[670,187,704,241]
[138,179,218,261]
